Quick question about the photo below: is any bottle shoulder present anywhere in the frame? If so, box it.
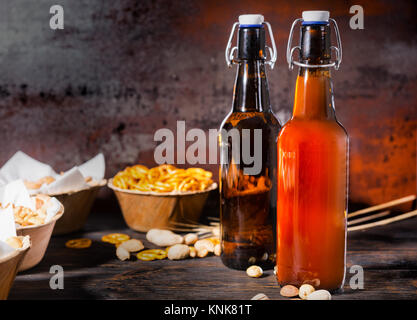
[278,117,348,143]
[220,110,281,131]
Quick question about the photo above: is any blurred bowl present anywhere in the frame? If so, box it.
[108,179,217,232]
[0,236,31,299]
[17,203,64,271]
[51,180,106,235]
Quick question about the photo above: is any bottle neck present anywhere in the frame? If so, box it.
[293,67,335,119]
[232,60,271,112]
[232,26,271,113]
[293,23,335,120]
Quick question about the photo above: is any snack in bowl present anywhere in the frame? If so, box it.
[0,152,106,235]
[12,198,63,271]
[0,235,31,300]
[109,164,217,232]
[24,176,55,190]
[9,194,56,227]
[112,164,214,193]
[5,236,23,249]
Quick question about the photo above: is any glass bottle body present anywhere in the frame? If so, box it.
[277,67,348,290]
[220,60,280,270]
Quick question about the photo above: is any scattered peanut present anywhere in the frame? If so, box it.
[246,265,263,278]
[280,285,299,297]
[299,284,315,299]
[167,244,190,260]
[214,243,221,256]
[184,233,198,245]
[194,239,214,253]
[146,229,183,247]
[197,247,209,258]
[116,246,130,261]
[251,293,270,300]
[306,289,331,300]
[120,239,144,252]
[189,246,197,258]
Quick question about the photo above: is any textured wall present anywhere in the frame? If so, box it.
[0,0,416,206]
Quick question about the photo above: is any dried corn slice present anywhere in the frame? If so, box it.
[101,233,130,244]
[137,249,167,261]
[65,238,92,249]
[137,252,157,261]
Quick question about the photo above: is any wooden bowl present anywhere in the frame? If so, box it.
[52,180,106,235]
[0,236,31,299]
[108,179,217,232]
[16,204,64,271]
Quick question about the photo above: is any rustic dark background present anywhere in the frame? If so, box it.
[0,0,416,207]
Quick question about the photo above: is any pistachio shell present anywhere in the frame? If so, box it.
[280,285,299,297]
[246,265,263,278]
[299,284,315,299]
[306,289,332,300]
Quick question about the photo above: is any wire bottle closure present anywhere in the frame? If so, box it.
[225,21,277,69]
[286,18,342,70]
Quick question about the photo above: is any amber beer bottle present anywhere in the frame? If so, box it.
[277,11,348,290]
[220,14,281,270]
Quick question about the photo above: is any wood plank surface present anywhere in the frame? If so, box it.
[8,198,417,300]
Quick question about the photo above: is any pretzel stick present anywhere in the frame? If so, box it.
[348,210,391,226]
[348,210,417,232]
[348,195,416,218]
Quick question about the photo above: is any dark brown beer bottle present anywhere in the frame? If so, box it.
[219,14,281,270]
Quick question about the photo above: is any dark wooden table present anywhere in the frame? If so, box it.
[9,196,417,300]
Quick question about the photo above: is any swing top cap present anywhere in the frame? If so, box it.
[238,14,264,26]
[302,11,330,24]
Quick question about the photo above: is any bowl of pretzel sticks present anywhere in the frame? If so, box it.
[108,164,217,232]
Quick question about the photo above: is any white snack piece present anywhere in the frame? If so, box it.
[194,239,214,253]
[251,293,270,300]
[116,246,130,261]
[167,244,190,260]
[184,233,198,245]
[120,239,144,252]
[306,289,332,300]
[246,265,263,278]
[299,284,315,299]
[146,229,183,247]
